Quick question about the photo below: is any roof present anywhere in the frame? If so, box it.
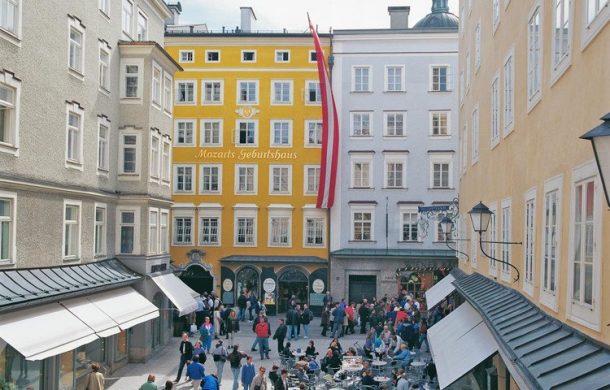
[0,259,141,313]
[220,255,327,264]
[453,273,610,389]
[413,0,459,29]
[331,248,457,259]
[165,30,331,38]
[118,41,183,71]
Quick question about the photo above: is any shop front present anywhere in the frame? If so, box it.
[220,256,328,316]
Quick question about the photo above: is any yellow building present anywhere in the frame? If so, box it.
[453,0,610,388]
[164,10,331,314]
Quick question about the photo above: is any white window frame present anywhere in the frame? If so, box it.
[275,50,290,63]
[350,111,372,138]
[205,50,220,63]
[384,65,405,92]
[269,165,292,195]
[160,209,169,253]
[351,206,375,242]
[121,0,133,37]
[163,71,173,114]
[492,0,501,32]
[236,80,259,105]
[241,50,256,63]
[491,73,500,148]
[201,80,224,105]
[352,66,372,92]
[136,8,147,40]
[233,205,257,247]
[271,80,293,105]
[235,119,258,147]
[235,164,258,195]
[550,0,573,85]
[308,50,317,63]
[173,164,195,194]
[172,209,194,246]
[429,153,454,189]
[200,119,223,147]
[303,207,326,248]
[151,61,162,108]
[67,17,85,77]
[0,70,20,156]
[461,125,468,174]
[383,152,407,189]
[120,58,144,100]
[161,139,171,184]
[527,2,543,111]
[430,111,451,137]
[65,102,84,170]
[270,120,292,147]
[500,198,512,282]
[350,153,374,189]
[199,206,221,246]
[98,41,111,93]
[471,106,479,163]
[503,48,515,135]
[118,129,140,176]
[179,50,194,63]
[268,208,292,248]
[399,206,420,243]
[200,163,222,194]
[540,174,563,311]
[304,120,323,147]
[474,21,481,71]
[0,190,17,264]
[62,199,82,261]
[175,80,197,105]
[581,0,610,49]
[148,207,158,255]
[383,111,406,137]
[523,188,537,296]
[174,119,195,147]
[305,80,321,105]
[304,165,320,196]
[150,133,161,180]
[567,161,601,330]
[471,229,478,268]
[97,116,110,174]
[430,65,451,92]
[487,203,498,277]
[0,0,22,45]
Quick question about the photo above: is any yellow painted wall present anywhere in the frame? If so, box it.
[165,35,331,285]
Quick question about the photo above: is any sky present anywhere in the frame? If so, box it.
[176,0,460,32]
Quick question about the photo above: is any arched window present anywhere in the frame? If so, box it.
[236,266,260,298]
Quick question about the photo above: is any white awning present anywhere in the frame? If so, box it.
[88,287,159,329]
[151,274,199,316]
[427,302,498,389]
[425,273,455,309]
[61,296,121,338]
[0,303,98,361]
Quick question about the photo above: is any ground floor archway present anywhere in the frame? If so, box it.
[180,264,214,295]
[235,266,260,299]
[277,267,309,313]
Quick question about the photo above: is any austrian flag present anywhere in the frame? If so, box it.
[309,18,339,209]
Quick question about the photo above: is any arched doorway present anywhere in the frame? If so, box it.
[235,266,260,299]
[151,292,164,348]
[181,264,214,295]
[277,267,308,313]
[400,272,422,297]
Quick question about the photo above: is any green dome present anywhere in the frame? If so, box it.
[413,0,459,29]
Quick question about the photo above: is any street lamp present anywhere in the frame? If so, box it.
[580,113,610,208]
[439,216,454,239]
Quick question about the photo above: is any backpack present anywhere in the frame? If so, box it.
[229,352,242,367]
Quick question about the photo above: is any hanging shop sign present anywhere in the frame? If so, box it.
[222,278,233,292]
[312,279,325,294]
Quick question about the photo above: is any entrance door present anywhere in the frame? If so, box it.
[278,267,308,313]
[349,275,377,303]
[180,265,214,295]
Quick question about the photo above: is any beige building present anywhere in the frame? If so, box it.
[450,0,610,388]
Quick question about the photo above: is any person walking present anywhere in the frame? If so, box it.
[286,305,298,340]
[255,316,271,360]
[250,312,264,352]
[241,355,256,390]
[330,303,345,338]
[174,333,193,383]
[359,299,370,334]
[252,366,268,390]
[186,355,205,390]
[273,318,287,354]
[84,363,105,390]
[214,304,222,339]
[200,316,215,353]
[301,304,313,339]
[226,309,239,348]
[320,306,330,337]
[237,291,248,321]
[212,340,228,385]
[139,374,157,390]
[229,345,246,390]
[248,293,258,322]
[201,373,220,390]
[274,369,290,390]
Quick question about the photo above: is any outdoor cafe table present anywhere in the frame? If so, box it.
[374,376,391,383]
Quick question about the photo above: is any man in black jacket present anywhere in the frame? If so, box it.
[359,299,370,334]
[301,304,313,339]
[286,306,298,340]
[174,333,193,383]
[237,292,247,321]
[273,318,287,354]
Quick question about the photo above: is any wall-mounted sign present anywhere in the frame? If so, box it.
[195,149,298,161]
[263,278,276,293]
[264,292,275,305]
[312,279,325,294]
[222,278,233,292]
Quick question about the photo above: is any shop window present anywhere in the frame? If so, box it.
[75,339,105,389]
[0,341,42,390]
[59,350,74,389]
[115,330,128,361]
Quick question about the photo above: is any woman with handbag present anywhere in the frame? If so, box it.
[252,366,268,390]
[226,310,240,348]
[212,340,228,385]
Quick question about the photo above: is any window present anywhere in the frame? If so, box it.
[401,211,418,242]
[351,112,371,137]
[122,0,133,36]
[431,66,449,91]
[430,156,452,189]
[200,164,221,193]
[0,72,19,153]
[493,0,500,30]
[586,0,608,24]
[304,165,320,195]
[1,0,20,37]
[503,52,514,133]
[0,193,16,262]
[236,165,257,194]
[438,222,449,242]
[385,66,404,91]
[491,76,500,145]
[272,81,292,104]
[119,209,137,254]
[474,23,481,70]
[501,201,512,280]
[471,107,479,162]
[161,140,170,182]
[275,50,290,63]
[270,165,291,194]
[571,179,595,306]
[136,10,147,40]
[176,81,195,104]
[241,50,256,62]
[174,165,194,193]
[150,135,160,179]
[524,194,536,292]
[68,21,84,75]
[459,71,465,102]
[99,44,110,91]
[163,73,172,113]
[352,159,371,188]
[352,210,373,241]
[352,66,371,92]
[304,216,325,246]
[271,121,291,146]
[237,80,258,104]
[552,0,571,75]
[152,63,161,106]
[119,133,138,174]
[528,5,542,107]
[542,178,561,307]
[122,63,140,98]
[236,120,257,146]
[470,231,478,266]
[63,201,81,260]
[201,120,222,146]
[173,217,192,244]
[488,206,498,275]
[202,80,223,104]
[236,217,255,246]
[461,125,468,173]
[148,209,158,253]
[175,120,194,146]
[305,81,321,104]
[305,121,322,146]
[97,118,109,172]
[430,111,450,136]
[66,103,83,166]
[269,216,290,246]
[309,50,317,62]
[465,52,471,93]
[205,50,220,63]
[160,211,168,252]
[179,50,194,63]
[385,160,405,188]
[200,217,219,245]
[384,112,406,137]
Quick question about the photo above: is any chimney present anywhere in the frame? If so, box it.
[388,6,410,29]
[240,7,257,33]
[166,2,182,25]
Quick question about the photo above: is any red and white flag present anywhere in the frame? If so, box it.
[309,18,339,209]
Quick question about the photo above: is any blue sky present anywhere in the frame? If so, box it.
[176,0,460,32]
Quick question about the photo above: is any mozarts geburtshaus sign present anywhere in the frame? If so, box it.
[194,148,298,160]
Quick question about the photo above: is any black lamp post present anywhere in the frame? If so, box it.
[580,113,610,208]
